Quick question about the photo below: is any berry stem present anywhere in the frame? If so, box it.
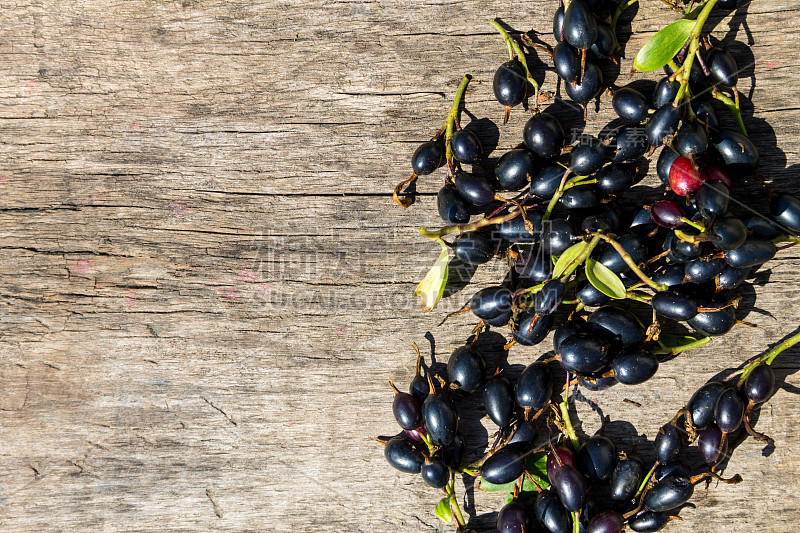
[711,88,748,136]
[559,234,603,282]
[490,20,541,107]
[445,479,467,529]
[444,75,473,179]
[420,208,522,239]
[572,511,581,533]
[560,374,581,452]
[652,335,712,355]
[611,0,639,49]
[590,233,669,291]
[543,172,591,221]
[734,329,800,387]
[634,461,658,499]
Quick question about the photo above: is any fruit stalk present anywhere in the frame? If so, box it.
[490,19,540,106]
[444,75,473,178]
[735,329,800,386]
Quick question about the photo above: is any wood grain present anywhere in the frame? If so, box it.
[0,0,798,531]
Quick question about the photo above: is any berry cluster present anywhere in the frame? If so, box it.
[383,0,799,531]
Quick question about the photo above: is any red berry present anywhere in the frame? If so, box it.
[668,156,706,196]
[706,165,733,189]
[650,200,687,228]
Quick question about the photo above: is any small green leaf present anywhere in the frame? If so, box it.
[585,258,626,299]
[660,333,699,348]
[504,492,515,505]
[633,19,694,72]
[553,241,588,279]
[414,231,450,312]
[435,497,453,523]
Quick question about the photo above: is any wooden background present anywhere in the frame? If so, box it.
[0,0,798,531]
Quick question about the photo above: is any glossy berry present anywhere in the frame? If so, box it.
[498,212,542,244]
[697,180,731,219]
[698,424,728,465]
[451,129,482,164]
[687,306,736,336]
[586,510,624,533]
[610,455,645,502]
[654,461,690,483]
[494,60,528,108]
[673,120,708,158]
[653,76,680,108]
[670,234,703,259]
[651,291,697,321]
[421,457,449,488]
[709,216,747,251]
[744,364,775,404]
[393,389,421,430]
[496,148,539,191]
[470,286,513,321]
[596,165,634,194]
[577,280,612,307]
[707,47,739,87]
[563,0,598,50]
[558,333,609,374]
[384,436,424,473]
[507,419,539,446]
[656,148,680,186]
[582,213,614,234]
[455,172,494,207]
[612,87,650,124]
[531,163,565,198]
[565,61,603,105]
[693,98,720,129]
[517,247,553,282]
[497,501,530,533]
[482,444,527,485]
[411,140,443,176]
[590,24,617,59]
[571,137,607,175]
[552,464,587,512]
[437,184,470,224]
[447,345,486,393]
[643,476,694,512]
[547,446,577,481]
[646,104,682,147]
[770,193,800,233]
[597,233,647,274]
[668,156,704,196]
[422,393,458,446]
[454,231,496,264]
[559,185,600,209]
[723,239,777,268]
[654,423,682,463]
[535,489,571,533]
[578,435,617,482]
[514,310,555,346]
[587,305,646,349]
[536,280,566,316]
[653,264,686,287]
[684,258,725,283]
[744,216,782,240]
[716,265,750,290]
[650,200,686,229]
[715,387,745,433]
[554,42,581,84]
[483,375,514,428]
[689,381,726,429]
[442,433,465,469]
[524,113,565,159]
[628,511,671,532]
[610,126,648,163]
[409,374,428,405]
[712,130,759,174]
[612,349,659,384]
[542,218,576,255]
[580,376,618,391]
[553,5,565,42]
[515,361,553,411]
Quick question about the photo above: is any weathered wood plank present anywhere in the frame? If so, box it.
[0,1,798,531]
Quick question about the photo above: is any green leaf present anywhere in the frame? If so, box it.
[434,497,453,523]
[552,241,588,279]
[479,453,551,493]
[633,19,694,72]
[660,333,699,348]
[585,258,626,299]
[413,231,450,312]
